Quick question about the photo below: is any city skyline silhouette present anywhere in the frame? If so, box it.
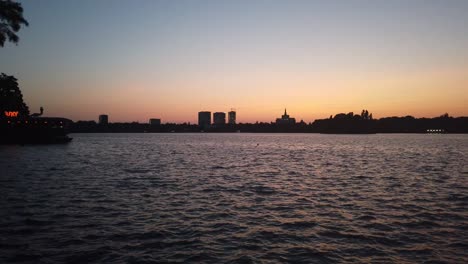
[1,0,467,123]
[1,2,468,263]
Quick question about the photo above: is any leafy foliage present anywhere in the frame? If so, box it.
[0,73,30,116]
[0,0,29,46]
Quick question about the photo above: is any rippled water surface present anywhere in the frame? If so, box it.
[1,133,467,263]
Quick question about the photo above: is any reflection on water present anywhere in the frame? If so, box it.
[1,134,467,263]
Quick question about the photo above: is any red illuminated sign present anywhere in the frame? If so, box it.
[4,111,19,117]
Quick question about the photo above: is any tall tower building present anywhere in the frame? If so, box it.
[228,110,236,124]
[198,111,211,129]
[98,114,108,125]
[213,112,226,125]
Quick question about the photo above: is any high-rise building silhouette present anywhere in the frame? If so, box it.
[198,111,211,129]
[213,112,226,125]
[149,118,161,125]
[228,110,236,124]
[99,114,108,125]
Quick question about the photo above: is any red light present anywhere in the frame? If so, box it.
[4,111,19,117]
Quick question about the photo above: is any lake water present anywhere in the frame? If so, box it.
[1,133,467,263]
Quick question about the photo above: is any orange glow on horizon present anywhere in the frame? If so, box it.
[21,65,468,123]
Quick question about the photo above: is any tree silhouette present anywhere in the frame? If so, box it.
[0,73,30,116]
[0,1,29,116]
[0,0,29,47]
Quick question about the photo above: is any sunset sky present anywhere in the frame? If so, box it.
[2,0,467,123]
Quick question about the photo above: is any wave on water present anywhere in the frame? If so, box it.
[1,134,467,263]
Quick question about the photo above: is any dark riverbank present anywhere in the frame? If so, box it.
[70,115,468,133]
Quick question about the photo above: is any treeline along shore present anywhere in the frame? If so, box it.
[71,113,468,134]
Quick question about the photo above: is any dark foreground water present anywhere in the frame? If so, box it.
[1,134,467,263]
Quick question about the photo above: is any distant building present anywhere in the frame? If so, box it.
[198,111,211,129]
[149,118,161,125]
[228,110,236,124]
[276,109,296,125]
[213,112,226,125]
[98,114,108,125]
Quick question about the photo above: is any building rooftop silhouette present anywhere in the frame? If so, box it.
[99,114,108,125]
[228,110,236,125]
[276,109,296,125]
[149,118,161,125]
[198,111,211,130]
[213,112,226,125]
